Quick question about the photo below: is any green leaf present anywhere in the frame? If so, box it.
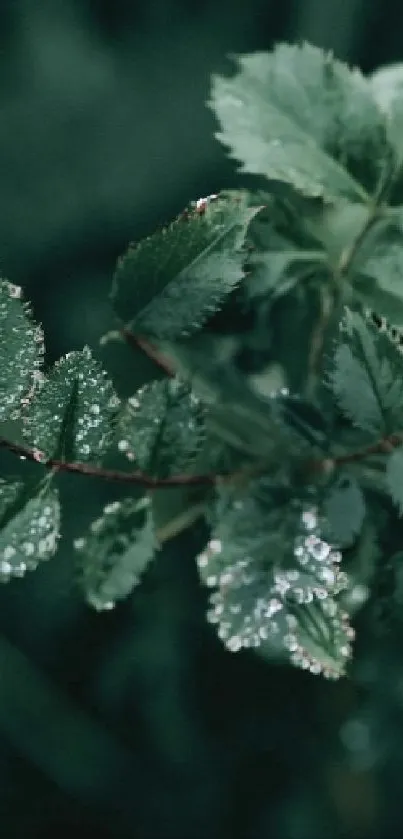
[386,447,403,514]
[329,309,403,434]
[370,64,403,165]
[0,280,44,422]
[197,483,352,678]
[329,343,383,433]
[285,598,354,678]
[162,335,291,461]
[244,194,328,300]
[322,473,366,547]
[111,191,259,340]
[305,199,372,265]
[354,219,403,326]
[209,42,390,201]
[116,377,205,479]
[22,347,120,462]
[74,496,157,611]
[0,479,60,580]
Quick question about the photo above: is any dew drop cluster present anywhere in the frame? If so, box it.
[196,502,354,678]
[0,484,60,581]
[0,279,44,422]
[22,346,120,462]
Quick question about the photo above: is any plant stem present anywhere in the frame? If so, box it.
[1,428,401,491]
[156,501,207,544]
[0,436,215,487]
[121,328,175,376]
[309,433,403,475]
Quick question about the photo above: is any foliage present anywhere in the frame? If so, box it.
[74,495,157,611]
[3,41,403,682]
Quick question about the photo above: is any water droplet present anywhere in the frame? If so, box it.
[302,509,317,530]
[306,535,331,562]
[196,551,208,568]
[226,635,243,651]
[22,542,35,556]
[0,560,12,574]
[32,448,47,463]
[104,501,120,514]
[284,634,299,652]
[209,539,222,554]
[319,567,336,586]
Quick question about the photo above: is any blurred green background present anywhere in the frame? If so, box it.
[1,1,403,837]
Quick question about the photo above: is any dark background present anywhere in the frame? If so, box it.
[0,2,402,837]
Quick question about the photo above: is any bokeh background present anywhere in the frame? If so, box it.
[1,1,403,837]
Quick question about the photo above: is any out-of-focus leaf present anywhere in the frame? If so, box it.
[354,217,403,326]
[0,479,60,580]
[74,496,157,611]
[371,63,403,164]
[116,377,205,479]
[0,280,44,422]
[323,473,366,547]
[386,447,403,514]
[210,42,390,200]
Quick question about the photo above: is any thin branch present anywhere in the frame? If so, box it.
[1,425,402,492]
[338,154,394,277]
[156,501,207,544]
[0,436,215,487]
[309,433,403,474]
[305,283,334,399]
[121,328,175,376]
[334,434,401,464]
[305,162,393,402]
[338,206,381,276]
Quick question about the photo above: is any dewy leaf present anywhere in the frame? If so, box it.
[322,473,366,547]
[329,309,403,434]
[111,191,260,340]
[22,347,120,462]
[196,484,352,679]
[386,447,403,514]
[74,496,157,611]
[0,479,60,580]
[0,279,44,422]
[370,63,403,165]
[117,376,205,479]
[209,42,390,201]
[286,597,353,678]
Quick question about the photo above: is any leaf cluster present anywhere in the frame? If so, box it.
[4,42,403,680]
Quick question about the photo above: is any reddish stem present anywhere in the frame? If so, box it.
[121,329,175,377]
[310,433,403,473]
[1,431,402,490]
[0,437,215,487]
